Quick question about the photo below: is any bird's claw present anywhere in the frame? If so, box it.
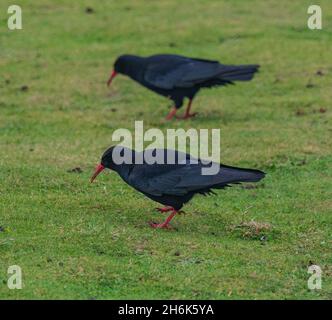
[165,115,174,121]
[165,107,178,120]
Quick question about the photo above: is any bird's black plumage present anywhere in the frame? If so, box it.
[96,146,265,211]
[110,54,260,118]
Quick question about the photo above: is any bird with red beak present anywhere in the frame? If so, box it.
[90,146,265,229]
[107,54,259,120]
[90,163,105,183]
[107,70,117,87]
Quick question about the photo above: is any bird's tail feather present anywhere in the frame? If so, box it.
[218,64,260,81]
[213,164,265,188]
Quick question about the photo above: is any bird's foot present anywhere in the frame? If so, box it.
[165,114,174,121]
[155,207,174,213]
[149,208,177,229]
[176,112,198,120]
[149,221,173,229]
[165,107,178,120]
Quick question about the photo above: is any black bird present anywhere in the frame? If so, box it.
[107,54,259,120]
[91,146,265,229]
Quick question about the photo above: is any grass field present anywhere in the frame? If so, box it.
[0,0,331,299]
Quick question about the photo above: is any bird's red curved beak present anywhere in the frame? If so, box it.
[107,70,117,86]
[90,164,105,183]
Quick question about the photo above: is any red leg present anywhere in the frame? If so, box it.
[149,208,177,229]
[165,107,177,120]
[156,206,173,213]
[177,99,197,119]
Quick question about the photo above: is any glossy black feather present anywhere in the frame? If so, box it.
[101,147,265,210]
[113,54,259,108]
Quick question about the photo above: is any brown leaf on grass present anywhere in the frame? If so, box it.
[233,221,273,238]
[312,107,327,114]
[295,109,305,116]
[85,7,94,14]
[67,167,83,173]
[306,81,315,88]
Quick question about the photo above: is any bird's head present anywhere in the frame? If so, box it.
[90,146,116,183]
[90,145,134,182]
[107,55,142,86]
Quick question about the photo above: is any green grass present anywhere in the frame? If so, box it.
[0,0,331,299]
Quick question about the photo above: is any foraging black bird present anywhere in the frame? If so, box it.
[107,54,259,120]
[91,146,265,229]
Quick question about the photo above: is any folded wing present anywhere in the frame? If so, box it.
[128,149,265,197]
[144,55,259,90]
[144,55,224,89]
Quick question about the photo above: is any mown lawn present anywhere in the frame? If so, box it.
[0,0,331,299]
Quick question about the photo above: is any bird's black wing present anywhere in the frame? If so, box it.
[127,149,195,196]
[126,149,265,197]
[144,55,224,89]
[128,162,202,196]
